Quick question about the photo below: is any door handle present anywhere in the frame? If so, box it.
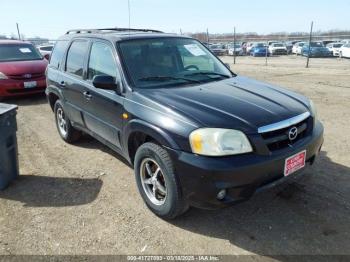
[83,91,92,100]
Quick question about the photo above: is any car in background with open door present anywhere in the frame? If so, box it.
[0,40,48,99]
[292,42,306,55]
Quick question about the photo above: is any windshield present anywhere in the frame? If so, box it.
[210,44,221,49]
[39,46,53,51]
[118,38,233,89]
[255,43,266,47]
[228,44,241,48]
[273,43,284,47]
[310,42,324,47]
[0,44,43,62]
[333,44,343,48]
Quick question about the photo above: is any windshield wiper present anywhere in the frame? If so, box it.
[138,76,201,84]
[184,72,232,78]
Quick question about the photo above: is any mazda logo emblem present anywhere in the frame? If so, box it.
[288,127,298,141]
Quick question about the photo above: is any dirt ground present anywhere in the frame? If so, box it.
[1,55,350,257]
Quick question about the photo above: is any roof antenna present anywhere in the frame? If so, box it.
[128,0,131,36]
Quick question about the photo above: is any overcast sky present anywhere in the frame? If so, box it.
[1,0,349,39]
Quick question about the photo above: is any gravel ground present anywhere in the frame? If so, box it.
[0,55,350,257]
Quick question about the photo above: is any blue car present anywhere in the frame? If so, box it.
[250,43,270,57]
[302,42,333,57]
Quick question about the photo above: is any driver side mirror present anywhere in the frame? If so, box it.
[92,75,122,95]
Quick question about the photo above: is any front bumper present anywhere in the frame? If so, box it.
[167,121,324,209]
[307,52,333,57]
[0,77,46,98]
[271,49,288,55]
[252,51,269,57]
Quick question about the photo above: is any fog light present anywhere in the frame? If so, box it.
[217,189,227,200]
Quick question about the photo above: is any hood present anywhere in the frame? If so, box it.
[0,59,48,76]
[136,76,310,134]
[254,47,267,51]
[310,47,329,52]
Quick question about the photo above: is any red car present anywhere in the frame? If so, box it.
[0,40,48,99]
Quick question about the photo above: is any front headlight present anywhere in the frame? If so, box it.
[189,128,253,156]
[0,72,8,80]
[309,99,318,122]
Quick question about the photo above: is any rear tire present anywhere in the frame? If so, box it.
[134,142,188,219]
[54,100,81,143]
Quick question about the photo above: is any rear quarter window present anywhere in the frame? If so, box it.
[50,41,69,69]
[65,40,89,77]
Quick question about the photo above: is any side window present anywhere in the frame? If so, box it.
[88,42,118,81]
[50,41,69,69]
[65,40,88,77]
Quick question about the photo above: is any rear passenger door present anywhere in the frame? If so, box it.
[81,40,124,149]
[61,39,89,127]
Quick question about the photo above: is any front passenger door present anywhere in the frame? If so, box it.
[81,41,124,149]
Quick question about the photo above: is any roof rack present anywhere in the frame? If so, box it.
[66,28,163,35]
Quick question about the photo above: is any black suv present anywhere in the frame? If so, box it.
[46,28,324,219]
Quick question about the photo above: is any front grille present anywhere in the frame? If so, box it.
[8,73,44,80]
[261,117,312,152]
[274,49,287,54]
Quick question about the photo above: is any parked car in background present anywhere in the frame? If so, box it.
[209,44,226,56]
[37,44,54,59]
[292,42,306,55]
[269,43,287,55]
[250,43,269,57]
[302,42,333,57]
[227,43,243,56]
[326,42,343,57]
[339,43,350,58]
[46,28,323,219]
[0,40,48,99]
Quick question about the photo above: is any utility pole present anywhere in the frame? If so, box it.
[233,27,236,64]
[306,21,314,68]
[265,40,268,66]
[206,28,209,44]
[16,23,21,40]
[180,28,183,35]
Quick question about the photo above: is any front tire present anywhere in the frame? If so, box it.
[134,142,188,219]
[54,100,81,143]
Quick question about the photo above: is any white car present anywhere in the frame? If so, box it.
[227,44,242,56]
[339,43,350,58]
[292,42,306,55]
[37,44,54,59]
[268,43,287,55]
[326,42,343,56]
